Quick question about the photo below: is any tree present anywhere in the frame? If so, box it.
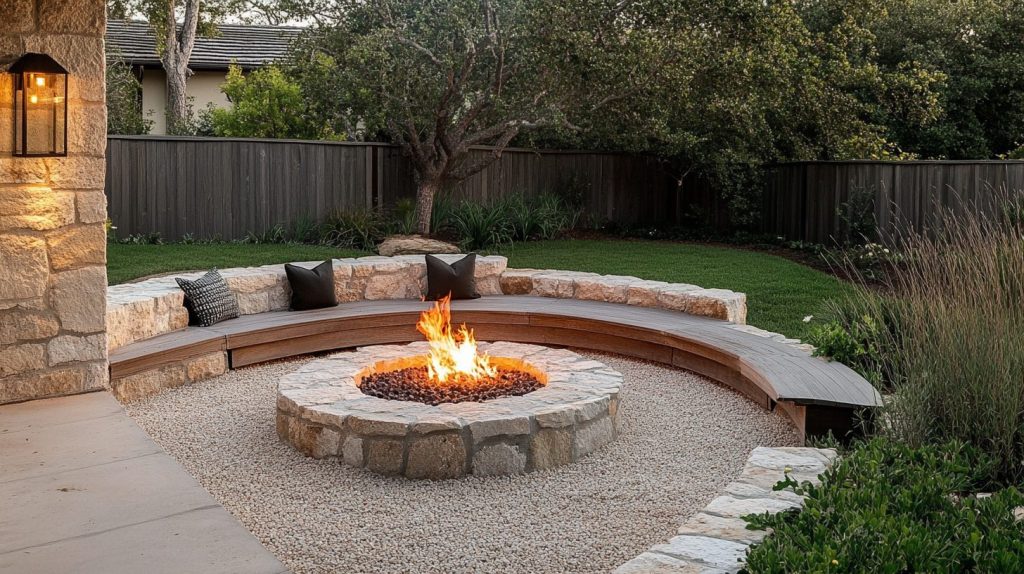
[106,56,152,135]
[298,0,657,234]
[108,0,265,134]
[798,0,1024,159]
[208,64,341,139]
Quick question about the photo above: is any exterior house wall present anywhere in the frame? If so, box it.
[141,68,230,135]
[0,0,109,404]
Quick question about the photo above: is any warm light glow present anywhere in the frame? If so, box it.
[416,294,496,384]
[35,76,45,87]
[28,94,38,104]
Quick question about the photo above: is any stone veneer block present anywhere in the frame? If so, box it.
[472,443,527,476]
[0,234,49,300]
[112,365,188,403]
[52,266,107,333]
[498,268,542,295]
[277,342,622,479]
[184,352,228,382]
[651,536,748,571]
[365,438,404,475]
[530,428,574,471]
[406,432,467,480]
[0,185,75,231]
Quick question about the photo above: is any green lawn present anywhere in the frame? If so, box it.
[107,239,850,339]
[500,239,851,339]
[106,243,368,286]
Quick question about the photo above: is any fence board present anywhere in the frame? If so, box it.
[763,161,1024,243]
[105,136,693,240]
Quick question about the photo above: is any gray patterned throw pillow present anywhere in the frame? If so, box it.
[175,269,240,327]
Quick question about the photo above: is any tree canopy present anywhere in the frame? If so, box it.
[121,0,1024,227]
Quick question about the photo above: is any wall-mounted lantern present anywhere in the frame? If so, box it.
[8,53,68,157]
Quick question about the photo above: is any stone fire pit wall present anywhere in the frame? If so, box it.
[276,342,623,479]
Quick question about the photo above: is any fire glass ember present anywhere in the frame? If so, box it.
[356,295,545,405]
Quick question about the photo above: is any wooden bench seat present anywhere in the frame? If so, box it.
[109,296,880,438]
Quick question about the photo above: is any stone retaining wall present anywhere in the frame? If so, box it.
[106,255,749,352]
[615,447,837,573]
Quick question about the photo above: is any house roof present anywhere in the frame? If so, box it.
[106,19,302,70]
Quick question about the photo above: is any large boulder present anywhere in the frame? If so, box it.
[377,235,460,257]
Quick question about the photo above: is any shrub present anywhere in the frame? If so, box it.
[319,209,387,251]
[743,439,1024,573]
[806,317,886,386]
[501,192,582,242]
[242,224,288,245]
[446,200,514,251]
[429,192,581,250]
[106,56,151,135]
[815,203,1024,482]
[389,198,419,236]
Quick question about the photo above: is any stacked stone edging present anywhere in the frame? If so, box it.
[276,342,623,479]
[615,447,838,573]
[500,269,747,324]
[106,255,506,351]
[106,255,752,354]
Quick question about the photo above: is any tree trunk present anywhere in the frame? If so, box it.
[160,0,201,134]
[165,59,190,133]
[415,179,440,235]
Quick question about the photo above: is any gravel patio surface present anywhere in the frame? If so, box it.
[125,350,799,574]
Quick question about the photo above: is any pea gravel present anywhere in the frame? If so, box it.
[124,350,800,574]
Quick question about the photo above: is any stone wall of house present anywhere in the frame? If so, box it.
[0,1,108,404]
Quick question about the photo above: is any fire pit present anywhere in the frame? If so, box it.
[276,298,623,479]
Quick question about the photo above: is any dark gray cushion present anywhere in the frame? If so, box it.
[175,269,240,327]
[425,253,480,300]
[285,260,338,311]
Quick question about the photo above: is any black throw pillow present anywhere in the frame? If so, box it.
[175,269,240,327]
[285,260,338,311]
[425,253,480,301]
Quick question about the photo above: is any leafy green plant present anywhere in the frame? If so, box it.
[208,65,343,140]
[388,198,419,236]
[446,200,514,251]
[807,317,887,386]
[242,224,288,245]
[319,209,387,251]
[743,439,1024,573]
[116,231,164,245]
[288,215,320,244]
[836,185,877,245]
[105,55,151,135]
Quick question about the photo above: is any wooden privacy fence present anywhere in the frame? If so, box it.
[762,160,1024,243]
[105,135,692,240]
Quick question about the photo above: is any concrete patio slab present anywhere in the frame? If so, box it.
[0,391,287,574]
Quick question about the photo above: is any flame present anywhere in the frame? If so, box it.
[416,294,496,383]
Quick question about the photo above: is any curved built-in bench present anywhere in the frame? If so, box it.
[109,294,880,439]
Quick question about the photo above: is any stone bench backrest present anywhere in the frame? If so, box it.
[106,255,746,351]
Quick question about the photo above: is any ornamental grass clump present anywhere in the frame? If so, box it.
[819,201,1024,482]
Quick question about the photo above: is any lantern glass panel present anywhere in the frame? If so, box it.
[14,71,67,156]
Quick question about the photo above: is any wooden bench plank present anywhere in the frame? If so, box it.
[108,295,881,438]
